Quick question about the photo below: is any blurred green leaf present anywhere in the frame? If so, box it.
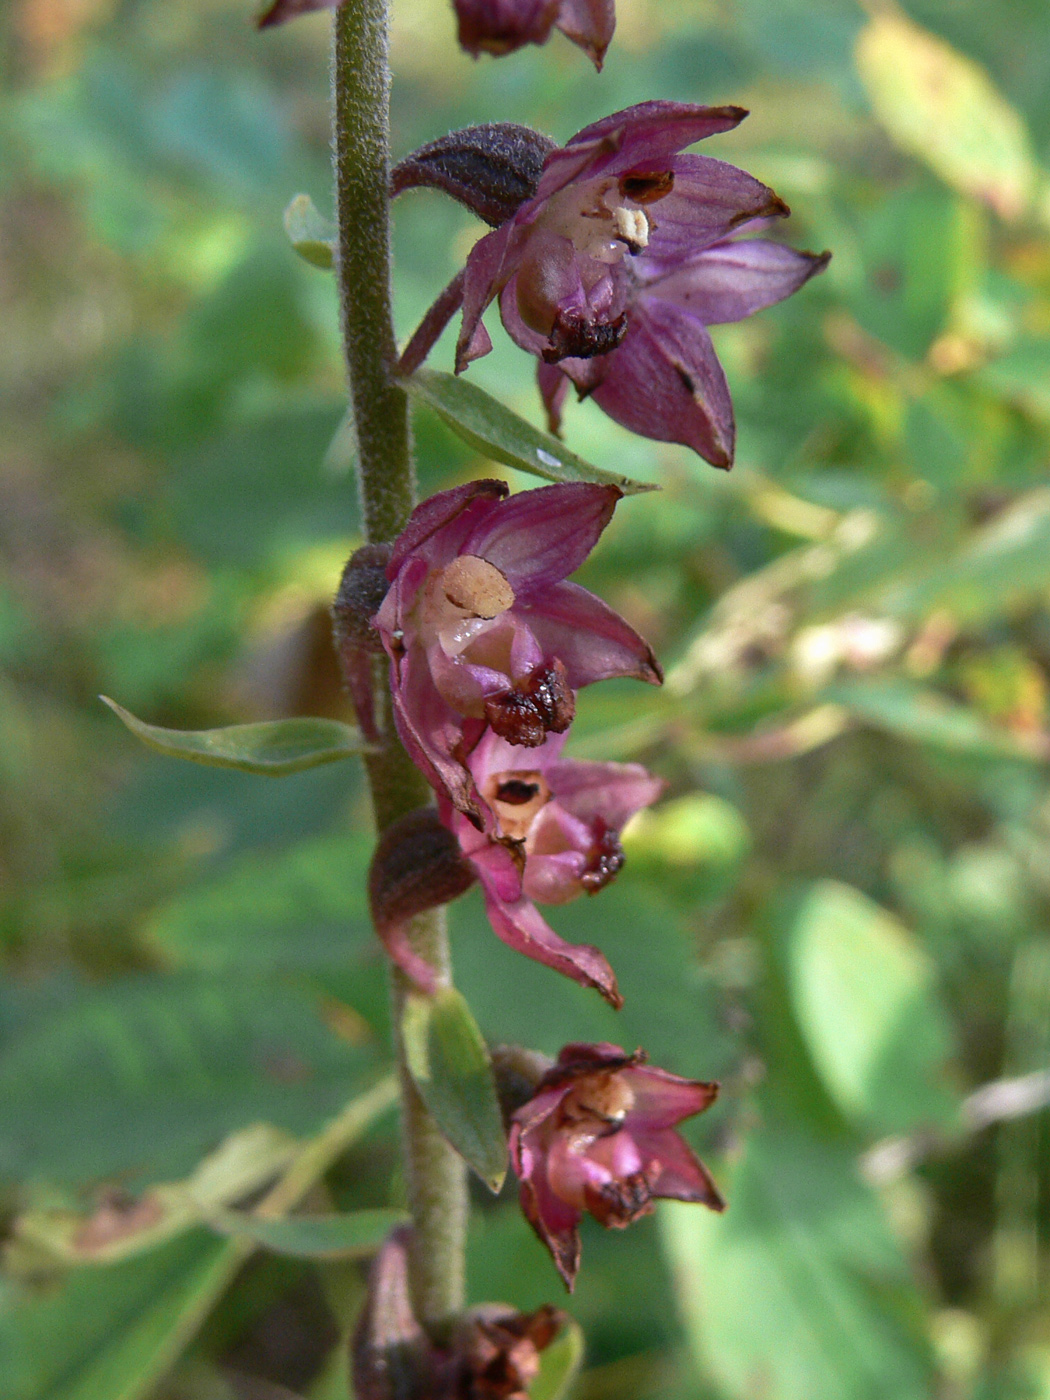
[827,678,1046,761]
[0,1230,239,1400]
[403,370,654,494]
[0,974,380,1184]
[856,11,1036,220]
[978,341,1050,420]
[851,185,959,360]
[530,1319,585,1400]
[660,1129,934,1400]
[166,403,351,565]
[782,881,959,1136]
[210,1206,407,1257]
[283,193,335,270]
[622,793,751,903]
[148,831,372,974]
[102,697,371,775]
[401,986,506,1192]
[883,487,1050,625]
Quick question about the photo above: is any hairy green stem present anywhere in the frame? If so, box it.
[332,0,467,1331]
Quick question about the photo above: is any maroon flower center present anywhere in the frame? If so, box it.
[483,660,575,747]
[583,1167,658,1228]
[579,824,626,892]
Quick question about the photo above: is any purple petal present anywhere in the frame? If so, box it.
[257,0,332,26]
[457,221,523,371]
[517,1170,581,1291]
[554,1041,633,1071]
[624,1064,719,1129]
[464,483,620,591]
[455,0,559,55]
[652,239,830,324]
[387,479,508,575]
[388,646,484,823]
[521,580,662,686]
[538,103,749,201]
[473,848,623,1006]
[640,154,789,270]
[590,299,735,467]
[545,758,664,830]
[470,725,568,784]
[633,1127,725,1209]
[522,846,589,905]
[555,0,615,67]
[537,361,570,434]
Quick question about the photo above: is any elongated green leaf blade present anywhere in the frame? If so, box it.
[782,882,959,1136]
[660,1130,935,1400]
[401,986,506,1191]
[102,697,372,775]
[283,192,335,269]
[210,1206,407,1257]
[530,1319,585,1400]
[404,369,654,494]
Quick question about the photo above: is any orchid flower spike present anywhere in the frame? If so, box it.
[510,1043,724,1288]
[435,726,663,1006]
[455,101,829,467]
[454,0,615,69]
[373,479,660,826]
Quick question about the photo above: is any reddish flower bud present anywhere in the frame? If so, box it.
[352,1229,435,1400]
[353,1228,567,1400]
[510,1043,724,1289]
[453,0,614,69]
[373,480,660,828]
[369,808,477,992]
[451,1304,566,1400]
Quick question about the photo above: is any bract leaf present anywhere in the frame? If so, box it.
[210,1206,408,1257]
[403,368,654,494]
[102,697,373,775]
[530,1318,585,1400]
[283,192,336,269]
[856,11,1035,221]
[401,986,507,1191]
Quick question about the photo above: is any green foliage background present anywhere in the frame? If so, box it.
[4,0,1050,1395]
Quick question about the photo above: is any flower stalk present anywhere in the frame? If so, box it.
[332,0,468,1332]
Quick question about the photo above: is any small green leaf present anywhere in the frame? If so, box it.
[403,368,654,494]
[283,193,335,269]
[102,696,373,775]
[401,986,507,1191]
[530,1319,585,1400]
[210,1206,408,1257]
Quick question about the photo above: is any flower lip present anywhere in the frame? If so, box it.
[440,554,516,617]
[484,769,552,841]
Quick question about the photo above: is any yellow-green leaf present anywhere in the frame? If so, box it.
[856,11,1035,220]
[283,193,335,269]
